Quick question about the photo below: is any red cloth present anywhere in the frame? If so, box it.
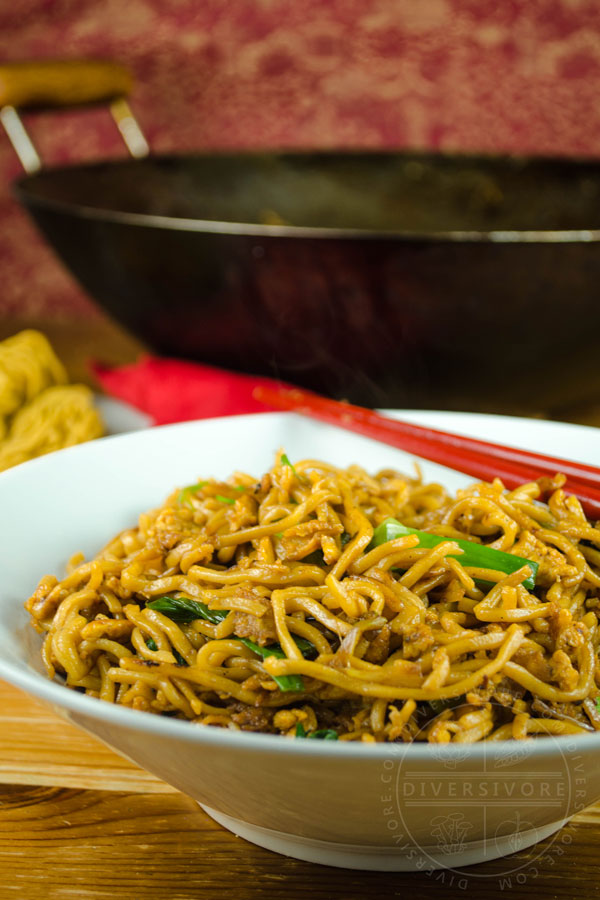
[3,3,600,322]
[91,356,287,425]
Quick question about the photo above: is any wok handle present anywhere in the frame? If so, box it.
[0,60,132,109]
[0,60,149,173]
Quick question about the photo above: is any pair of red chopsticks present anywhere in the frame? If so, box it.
[253,385,600,520]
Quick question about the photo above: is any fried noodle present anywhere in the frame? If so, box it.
[0,330,103,470]
[25,454,600,742]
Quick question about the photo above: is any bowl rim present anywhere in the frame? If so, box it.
[2,409,600,762]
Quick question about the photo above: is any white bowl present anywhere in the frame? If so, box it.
[1,411,599,872]
[95,395,153,434]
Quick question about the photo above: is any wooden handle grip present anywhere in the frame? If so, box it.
[0,60,132,110]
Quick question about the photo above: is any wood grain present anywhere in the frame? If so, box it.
[1,678,600,899]
[0,784,599,900]
[0,681,173,793]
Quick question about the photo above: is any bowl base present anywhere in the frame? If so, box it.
[199,805,566,871]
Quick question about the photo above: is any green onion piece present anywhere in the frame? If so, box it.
[234,485,246,492]
[145,636,187,666]
[177,481,207,508]
[371,518,538,590]
[596,697,600,714]
[216,494,236,505]
[146,598,316,689]
[290,637,317,658]
[340,531,352,547]
[281,453,309,484]
[146,596,229,625]
[238,636,316,659]
[295,722,338,740]
[302,548,325,566]
[239,637,315,692]
[310,729,338,740]
[280,453,298,475]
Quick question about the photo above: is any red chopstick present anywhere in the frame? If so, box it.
[253,385,600,519]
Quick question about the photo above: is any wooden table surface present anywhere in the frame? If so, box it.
[2,311,600,900]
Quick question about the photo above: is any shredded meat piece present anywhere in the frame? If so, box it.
[230,706,275,732]
[557,622,587,653]
[548,606,573,641]
[311,702,362,733]
[232,610,278,646]
[363,625,391,665]
[490,677,526,708]
[402,624,435,659]
[273,709,302,731]
[549,649,579,691]
[512,647,553,682]
[279,520,343,561]
[24,575,59,620]
[152,508,201,551]
[535,549,579,586]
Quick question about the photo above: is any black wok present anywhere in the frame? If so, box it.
[5,61,600,410]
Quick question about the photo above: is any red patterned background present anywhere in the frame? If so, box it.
[2,0,600,319]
